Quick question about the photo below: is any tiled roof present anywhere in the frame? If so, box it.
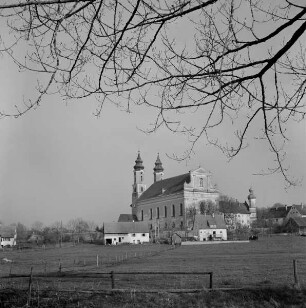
[137,173,190,202]
[267,207,291,219]
[288,217,306,227]
[194,214,227,229]
[118,214,138,222]
[0,227,16,238]
[104,222,149,234]
[292,204,306,216]
[219,201,250,214]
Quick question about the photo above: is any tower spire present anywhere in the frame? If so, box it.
[154,153,164,182]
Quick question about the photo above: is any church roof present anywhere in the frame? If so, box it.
[137,173,191,202]
[219,201,250,214]
[103,222,149,234]
[118,214,138,222]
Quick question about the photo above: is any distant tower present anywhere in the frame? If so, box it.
[132,152,146,206]
[248,188,257,221]
[153,153,164,182]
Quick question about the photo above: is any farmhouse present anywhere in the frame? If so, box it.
[284,217,306,235]
[103,222,149,245]
[193,214,227,241]
[0,227,17,247]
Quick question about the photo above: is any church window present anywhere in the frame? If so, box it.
[172,204,175,217]
[180,203,183,216]
[141,210,143,221]
[157,207,160,219]
[200,178,204,187]
[150,209,153,220]
[164,206,167,217]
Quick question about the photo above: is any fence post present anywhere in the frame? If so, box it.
[209,272,213,289]
[110,271,115,289]
[27,267,33,306]
[293,260,300,287]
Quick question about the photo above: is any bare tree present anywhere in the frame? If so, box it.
[0,1,305,184]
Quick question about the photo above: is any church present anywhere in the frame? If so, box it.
[130,152,220,234]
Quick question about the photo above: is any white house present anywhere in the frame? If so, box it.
[103,222,150,245]
[0,227,17,247]
[193,214,227,241]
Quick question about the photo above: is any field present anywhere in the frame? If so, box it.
[0,235,306,307]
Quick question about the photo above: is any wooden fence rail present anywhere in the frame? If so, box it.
[4,270,214,290]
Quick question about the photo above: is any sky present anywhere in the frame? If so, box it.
[0,2,306,228]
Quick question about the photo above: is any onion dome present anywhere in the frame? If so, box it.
[134,151,144,171]
[153,153,164,173]
[248,188,256,200]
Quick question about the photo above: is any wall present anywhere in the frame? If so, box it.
[199,228,227,241]
[104,233,149,245]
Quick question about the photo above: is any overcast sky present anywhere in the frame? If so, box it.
[0,2,305,228]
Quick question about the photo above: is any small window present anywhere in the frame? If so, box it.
[164,206,167,218]
[141,175,143,181]
[150,208,153,220]
[141,186,144,192]
[180,203,183,216]
[132,233,135,237]
[157,207,160,219]
[142,233,146,237]
[172,204,175,217]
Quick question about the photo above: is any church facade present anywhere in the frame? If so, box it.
[130,152,220,233]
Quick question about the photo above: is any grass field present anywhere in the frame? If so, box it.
[0,235,306,307]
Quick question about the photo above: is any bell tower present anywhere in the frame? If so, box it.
[132,152,146,205]
[153,153,164,182]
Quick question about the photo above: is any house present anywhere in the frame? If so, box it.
[0,227,17,247]
[103,222,150,245]
[130,152,219,235]
[193,214,227,241]
[219,200,252,230]
[263,205,292,226]
[284,217,306,235]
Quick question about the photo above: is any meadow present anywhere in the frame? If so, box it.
[0,235,305,307]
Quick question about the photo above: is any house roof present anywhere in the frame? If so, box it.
[194,214,227,230]
[292,204,306,216]
[0,227,16,238]
[104,222,149,234]
[266,206,291,219]
[287,217,306,227]
[137,173,190,202]
[118,214,138,222]
[219,201,250,214]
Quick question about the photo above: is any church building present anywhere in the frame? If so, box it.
[130,152,220,233]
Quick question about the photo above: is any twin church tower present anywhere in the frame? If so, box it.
[132,152,163,205]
